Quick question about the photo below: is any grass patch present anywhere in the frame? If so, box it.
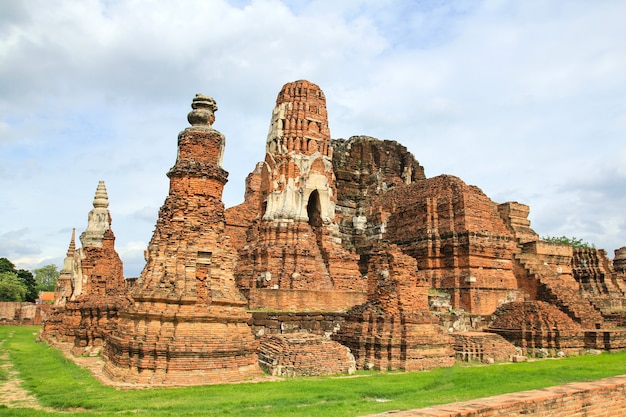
[1,326,626,416]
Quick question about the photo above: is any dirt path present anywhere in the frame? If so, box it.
[0,330,51,411]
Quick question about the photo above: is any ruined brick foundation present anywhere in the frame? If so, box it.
[363,375,626,417]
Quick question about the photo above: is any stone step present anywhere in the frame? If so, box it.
[516,252,603,329]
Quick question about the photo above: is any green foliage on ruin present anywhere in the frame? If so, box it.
[542,235,595,249]
[2,326,626,416]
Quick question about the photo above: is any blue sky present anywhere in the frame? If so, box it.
[1,0,625,277]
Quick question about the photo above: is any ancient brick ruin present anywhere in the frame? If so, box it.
[226,80,367,312]
[101,94,262,385]
[258,333,355,377]
[42,181,128,356]
[43,79,626,386]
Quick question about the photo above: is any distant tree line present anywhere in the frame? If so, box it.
[542,235,595,249]
[0,258,59,302]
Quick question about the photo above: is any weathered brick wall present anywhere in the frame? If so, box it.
[515,242,605,329]
[0,302,43,325]
[258,333,355,377]
[334,310,454,371]
[573,247,626,313]
[363,175,518,315]
[488,301,585,355]
[250,311,346,337]
[332,135,426,248]
[248,288,367,313]
[497,201,538,244]
[43,226,128,356]
[451,331,518,363]
[364,375,626,417]
[584,329,626,350]
[224,162,263,250]
[333,245,454,371]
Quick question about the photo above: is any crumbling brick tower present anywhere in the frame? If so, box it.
[103,94,261,385]
[231,80,366,311]
[52,228,75,308]
[43,181,127,353]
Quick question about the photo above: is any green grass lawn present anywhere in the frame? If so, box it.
[1,325,626,416]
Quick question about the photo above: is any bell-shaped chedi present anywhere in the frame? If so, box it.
[227,80,366,312]
[103,94,262,385]
[79,180,111,248]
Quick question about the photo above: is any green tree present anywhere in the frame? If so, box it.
[542,235,595,249]
[0,271,27,301]
[0,258,38,301]
[17,269,38,302]
[33,264,59,292]
[0,257,15,273]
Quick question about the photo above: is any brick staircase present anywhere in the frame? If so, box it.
[515,252,604,329]
[572,249,626,312]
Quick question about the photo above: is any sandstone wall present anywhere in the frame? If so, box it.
[364,375,626,417]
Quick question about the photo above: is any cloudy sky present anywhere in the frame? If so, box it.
[1,0,625,277]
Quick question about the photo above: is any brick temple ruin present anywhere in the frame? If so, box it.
[43,80,626,385]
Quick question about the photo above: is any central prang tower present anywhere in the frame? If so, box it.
[103,94,261,385]
[232,80,366,311]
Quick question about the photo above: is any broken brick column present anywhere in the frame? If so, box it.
[333,244,455,371]
[102,94,261,385]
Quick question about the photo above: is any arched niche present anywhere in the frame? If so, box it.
[307,190,323,227]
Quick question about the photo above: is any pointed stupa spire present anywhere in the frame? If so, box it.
[93,180,109,209]
[55,228,77,306]
[66,228,76,257]
[80,180,112,248]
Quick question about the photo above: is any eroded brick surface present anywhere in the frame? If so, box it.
[333,244,455,371]
[41,79,626,389]
[258,333,355,376]
[363,375,626,417]
[101,95,261,385]
[42,182,127,355]
[488,301,585,355]
[228,81,366,311]
[451,331,518,363]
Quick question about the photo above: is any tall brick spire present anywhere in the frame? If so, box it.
[263,80,336,223]
[52,228,76,307]
[266,79,332,158]
[103,94,261,385]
